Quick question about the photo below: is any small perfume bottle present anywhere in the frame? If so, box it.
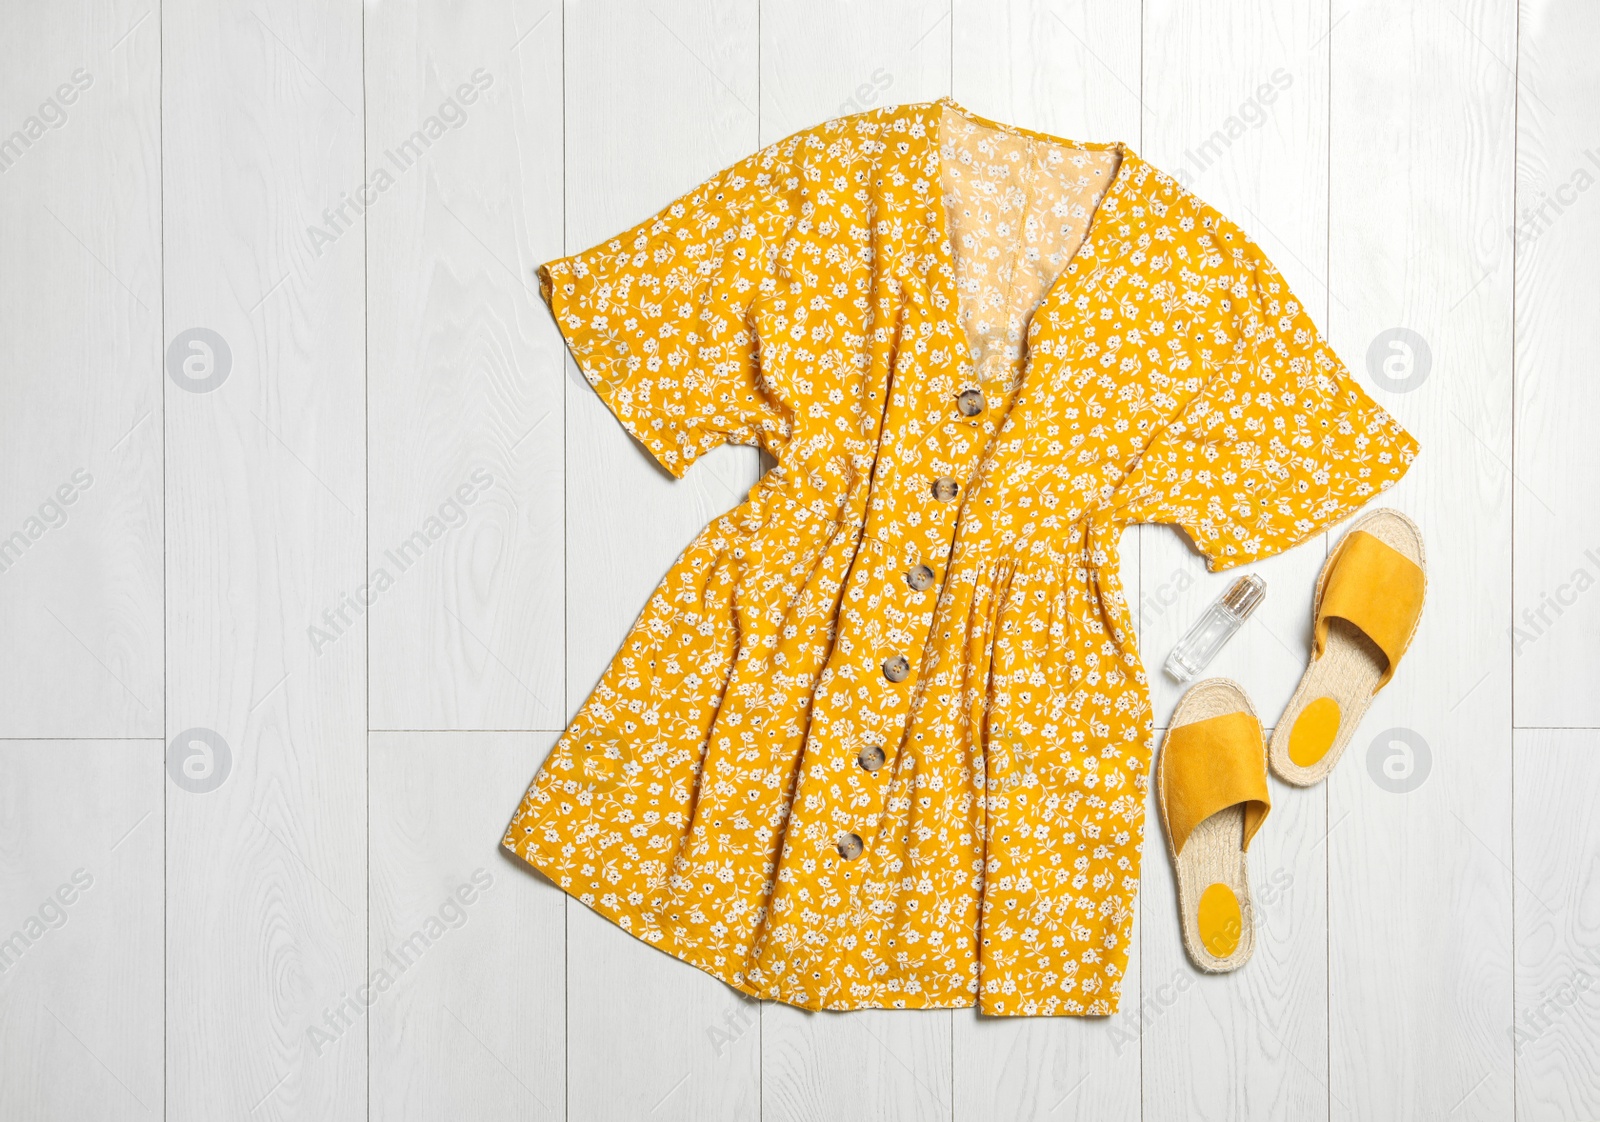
[1164,573,1266,682]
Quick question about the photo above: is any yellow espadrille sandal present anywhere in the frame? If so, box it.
[1269,509,1426,787]
[1157,679,1273,973]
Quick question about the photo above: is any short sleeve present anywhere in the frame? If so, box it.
[537,153,790,479]
[1112,209,1419,571]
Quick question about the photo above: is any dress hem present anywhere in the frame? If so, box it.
[501,834,1121,1018]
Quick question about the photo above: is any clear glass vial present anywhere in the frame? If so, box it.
[1163,573,1267,682]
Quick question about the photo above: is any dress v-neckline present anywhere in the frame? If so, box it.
[930,96,1138,384]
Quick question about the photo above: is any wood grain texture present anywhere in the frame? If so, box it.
[1513,0,1600,727]
[2,1,1594,1119]
[163,0,368,1118]
[1326,0,1515,1118]
[1513,730,1600,1120]
[0,0,163,738]
[365,0,565,732]
[1139,2,1334,1118]
[762,1006,952,1122]
[0,740,163,1121]
[760,0,951,140]
[950,3,1144,1118]
[561,2,763,1120]
[369,731,564,1121]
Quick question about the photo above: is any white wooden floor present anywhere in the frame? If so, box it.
[2,0,1597,1118]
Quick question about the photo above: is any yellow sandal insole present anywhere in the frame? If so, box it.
[1288,696,1342,768]
[1198,882,1243,958]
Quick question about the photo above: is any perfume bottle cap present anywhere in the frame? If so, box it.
[1221,573,1266,619]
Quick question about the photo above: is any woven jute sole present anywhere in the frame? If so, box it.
[1157,678,1264,974]
[1268,508,1427,787]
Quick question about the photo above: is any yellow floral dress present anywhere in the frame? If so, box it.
[504,98,1417,1016]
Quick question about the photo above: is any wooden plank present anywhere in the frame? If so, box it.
[760,0,951,138]
[560,2,762,1119]
[365,0,565,733]
[1511,10,1600,1107]
[1513,0,1600,727]
[1325,0,1515,1118]
[1137,4,1334,1119]
[369,732,564,1120]
[0,0,162,737]
[163,0,367,1118]
[762,1007,952,1122]
[950,2,1145,1118]
[1514,730,1600,1120]
[953,0,1141,148]
[0,740,163,1121]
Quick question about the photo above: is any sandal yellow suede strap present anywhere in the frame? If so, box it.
[1314,530,1426,687]
[1161,711,1271,857]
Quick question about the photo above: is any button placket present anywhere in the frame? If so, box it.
[853,374,985,880]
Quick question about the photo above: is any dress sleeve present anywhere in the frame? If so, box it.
[537,152,791,479]
[1111,206,1419,571]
